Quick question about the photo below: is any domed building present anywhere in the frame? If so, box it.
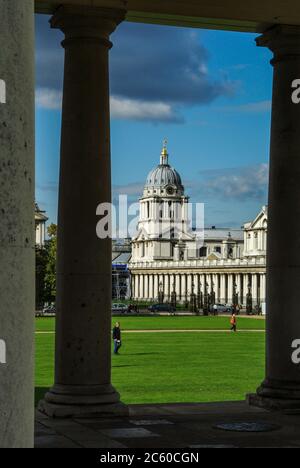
[129,142,267,311]
[131,141,198,264]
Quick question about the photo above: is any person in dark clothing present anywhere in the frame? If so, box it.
[112,322,122,354]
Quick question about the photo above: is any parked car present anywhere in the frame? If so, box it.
[42,305,56,316]
[112,303,128,314]
[209,303,233,314]
[148,303,176,313]
[35,305,56,317]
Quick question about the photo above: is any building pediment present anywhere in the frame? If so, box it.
[245,206,268,230]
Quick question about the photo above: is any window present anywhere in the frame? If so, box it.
[199,247,207,258]
[214,246,221,254]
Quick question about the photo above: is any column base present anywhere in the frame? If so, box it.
[38,384,129,419]
[247,379,300,413]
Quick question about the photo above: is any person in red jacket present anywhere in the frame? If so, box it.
[230,313,237,332]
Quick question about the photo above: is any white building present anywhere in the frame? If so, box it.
[35,203,48,247]
[129,143,267,309]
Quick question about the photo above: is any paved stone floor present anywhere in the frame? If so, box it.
[35,401,300,448]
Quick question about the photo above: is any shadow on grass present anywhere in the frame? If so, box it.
[35,387,49,407]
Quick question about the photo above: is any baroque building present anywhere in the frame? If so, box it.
[35,202,48,247]
[129,143,267,310]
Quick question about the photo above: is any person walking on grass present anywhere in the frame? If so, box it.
[113,322,122,354]
[230,313,237,332]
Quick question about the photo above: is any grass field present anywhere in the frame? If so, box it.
[36,315,265,332]
[35,316,265,405]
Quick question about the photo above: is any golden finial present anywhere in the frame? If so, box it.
[161,138,168,156]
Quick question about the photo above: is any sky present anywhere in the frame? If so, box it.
[35,15,273,230]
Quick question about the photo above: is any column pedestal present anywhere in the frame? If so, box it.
[38,5,128,419]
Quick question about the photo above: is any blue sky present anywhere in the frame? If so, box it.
[35,15,273,229]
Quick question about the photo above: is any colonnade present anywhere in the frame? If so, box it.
[131,271,266,306]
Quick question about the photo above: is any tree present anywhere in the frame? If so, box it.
[35,224,57,308]
[44,224,57,302]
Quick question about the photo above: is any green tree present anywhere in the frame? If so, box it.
[44,224,57,302]
[35,224,57,308]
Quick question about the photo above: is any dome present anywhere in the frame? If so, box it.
[145,165,183,189]
[144,141,184,194]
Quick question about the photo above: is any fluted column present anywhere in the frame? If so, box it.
[250,25,300,410]
[39,5,127,418]
[0,0,35,447]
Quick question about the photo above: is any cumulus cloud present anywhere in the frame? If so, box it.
[110,97,183,123]
[197,164,269,201]
[35,88,62,110]
[35,16,237,122]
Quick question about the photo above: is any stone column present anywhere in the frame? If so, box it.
[260,273,266,304]
[39,5,127,418]
[227,274,233,304]
[175,274,181,301]
[236,273,242,304]
[249,25,300,410]
[140,275,144,300]
[187,274,193,298]
[242,274,248,305]
[251,274,258,306]
[149,275,154,301]
[0,0,34,447]
[165,274,170,301]
[154,274,159,300]
[144,274,149,300]
[220,274,226,303]
[181,274,187,302]
[213,274,218,301]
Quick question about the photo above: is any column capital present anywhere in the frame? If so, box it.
[256,25,300,63]
[50,5,126,47]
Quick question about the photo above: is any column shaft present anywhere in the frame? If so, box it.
[250,25,300,409]
[0,0,35,447]
[39,5,127,418]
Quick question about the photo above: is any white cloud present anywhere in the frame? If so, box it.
[199,164,269,201]
[110,97,183,123]
[35,88,62,110]
[35,87,183,123]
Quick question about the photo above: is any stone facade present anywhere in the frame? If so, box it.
[129,144,267,309]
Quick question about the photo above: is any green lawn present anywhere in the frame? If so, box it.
[36,315,265,332]
[35,316,265,405]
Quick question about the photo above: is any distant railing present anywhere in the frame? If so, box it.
[130,256,266,270]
